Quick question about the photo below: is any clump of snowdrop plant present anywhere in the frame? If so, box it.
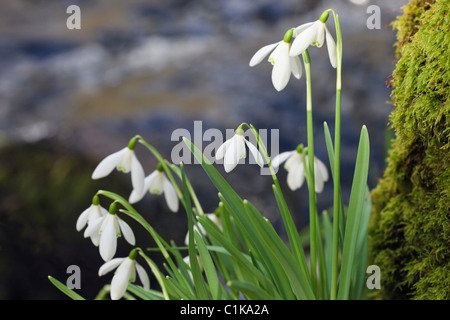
[50,9,372,301]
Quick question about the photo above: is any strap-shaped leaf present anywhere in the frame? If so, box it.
[337,126,370,299]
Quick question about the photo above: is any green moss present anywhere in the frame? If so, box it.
[368,0,449,300]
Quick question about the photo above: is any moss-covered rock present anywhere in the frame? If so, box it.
[368,0,449,300]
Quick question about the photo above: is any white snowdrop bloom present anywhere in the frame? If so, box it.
[289,10,337,68]
[128,164,179,213]
[99,249,150,300]
[76,195,108,246]
[272,148,329,193]
[249,28,303,91]
[215,127,264,173]
[84,203,136,261]
[184,213,221,246]
[92,137,145,198]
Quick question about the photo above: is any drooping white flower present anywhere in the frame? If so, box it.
[249,28,303,91]
[99,249,150,300]
[215,127,264,173]
[289,10,337,68]
[128,164,179,212]
[76,195,108,246]
[92,137,145,198]
[184,213,221,246]
[84,203,136,261]
[272,148,329,193]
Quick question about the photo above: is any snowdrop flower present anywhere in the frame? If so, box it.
[272,146,329,193]
[92,137,145,198]
[128,163,179,212]
[184,213,221,246]
[84,202,136,261]
[290,10,337,68]
[215,126,264,173]
[76,195,107,246]
[99,249,150,300]
[249,28,303,91]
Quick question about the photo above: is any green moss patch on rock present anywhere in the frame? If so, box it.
[369,0,449,300]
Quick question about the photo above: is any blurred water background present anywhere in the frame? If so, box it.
[0,0,407,299]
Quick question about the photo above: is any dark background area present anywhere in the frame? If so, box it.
[0,0,407,299]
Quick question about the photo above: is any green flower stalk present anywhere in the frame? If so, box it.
[329,10,343,301]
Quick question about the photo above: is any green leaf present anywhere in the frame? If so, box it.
[337,126,370,300]
[247,124,310,277]
[181,163,211,300]
[48,276,85,300]
[350,187,372,300]
[194,229,222,299]
[138,251,171,300]
[127,284,164,300]
[243,200,315,300]
[323,121,346,242]
[227,280,277,300]
[197,214,281,299]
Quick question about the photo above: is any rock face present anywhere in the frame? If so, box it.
[369,0,449,300]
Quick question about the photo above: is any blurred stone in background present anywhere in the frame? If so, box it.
[0,0,407,299]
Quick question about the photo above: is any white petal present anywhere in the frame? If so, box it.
[206,213,221,230]
[244,139,264,168]
[98,258,125,276]
[312,22,325,48]
[271,151,294,169]
[148,171,165,195]
[116,149,132,173]
[136,263,150,290]
[118,218,136,246]
[128,189,144,204]
[110,259,133,300]
[76,206,92,231]
[270,42,291,91]
[294,22,315,36]
[90,233,101,247]
[287,162,305,191]
[290,21,320,56]
[223,136,240,173]
[99,216,118,261]
[314,157,329,193]
[315,157,329,182]
[91,205,107,221]
[163,178,179,212]
[290,56,303,79]
[83,216,104,238]
[284,152,302,171]
[130,152,145,197]
[325,25,337,68]
[249,42,280,67]
[215,137,233,161]
[92,148,127,179]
